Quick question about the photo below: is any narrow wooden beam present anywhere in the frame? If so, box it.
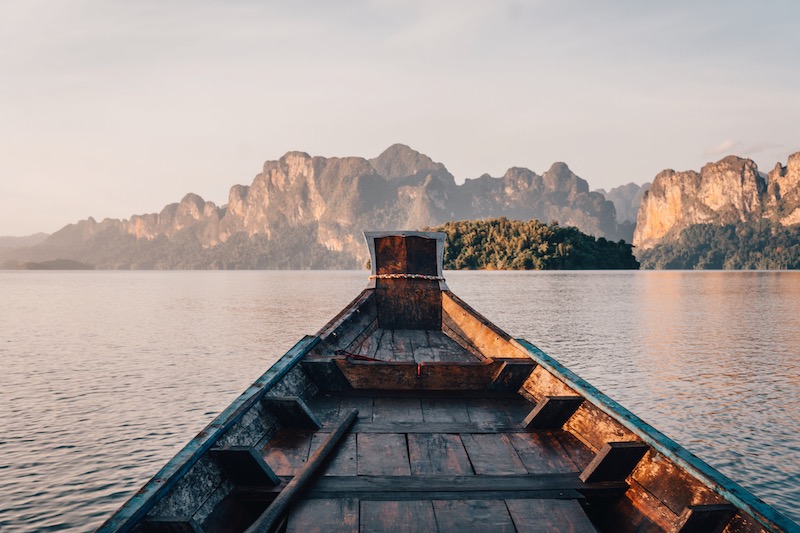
[488,359,537,393]
[262,396,322,429]
[522,396,584,429]
[669,504,737,533]
[235,473,629,502]
[209,447,280,486]
[244,409,359,533]
[141,517,203,532]
[579,441,649,483]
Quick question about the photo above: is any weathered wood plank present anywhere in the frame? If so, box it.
[285,498,359,533]
[334,359,503,391]
[339,396,374,423]
[420,398,470,423]
[235,474,629,501]
[209,447,280,486]
[375,330,397,362]
[353,327,383,359]
[360,500,437,533]
[631,450,728,516]
[310,433,357,476]
[506,432,580,474]
[669,504,737,533]
[389,330,417,362]
[441,291,529,358]
[261,429,315,476]
[522,396,584,430]
[432,500,516,532]
[261,396,322,430]
[580,441,650,483]
[461,433,527,475]
[301,360,353,392]
[357,433,411,476]
[506,499,598,533]
[465,398,512,424]
[373,397,424,423]
[556,432,596,471]
[426,330,480,363]
[565,403,641,453]
[488,359,537,393]
[305,394,341,425]
[408,433,473,475]
[501,397,536,424]
[350,421,518,434]
[246,410,358,533]
[442,316,485,359]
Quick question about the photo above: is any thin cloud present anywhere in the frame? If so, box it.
[703,140,783,157]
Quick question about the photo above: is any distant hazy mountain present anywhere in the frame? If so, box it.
[3,144,630,269]
[0,233,49,248]
[594,182,651,224]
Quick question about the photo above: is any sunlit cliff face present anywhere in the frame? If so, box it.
[634,152,800,250]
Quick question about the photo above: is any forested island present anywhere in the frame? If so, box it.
[638,221,800,269]
[429,218,639,270]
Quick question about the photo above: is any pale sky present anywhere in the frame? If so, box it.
[2,0,799,236]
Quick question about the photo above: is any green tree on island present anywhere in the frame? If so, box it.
[427,218,639,270]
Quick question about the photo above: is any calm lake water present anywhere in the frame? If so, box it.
[1,270,799,530]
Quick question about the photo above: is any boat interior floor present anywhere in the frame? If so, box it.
[231,389,609,533]
[343,328,480,363]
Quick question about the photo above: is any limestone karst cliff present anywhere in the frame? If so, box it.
[633,152,800,250]
[12,144,629,269]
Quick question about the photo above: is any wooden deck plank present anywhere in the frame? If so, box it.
[465,398,512,424]
[340,396,374,423]
[359,500,436,533]
[461,433,527,475]
[555,431,596,471]
[354,329,383,359]
[388,330,416,362]
[420,398,470,423]
[374,330,397,362]
[235,474,628,502]
[373,397,424,423]
[357,433,411,476]
[306,394,341,425]
[351,421,521,434]
[507,432,580,474]
[408,329,432,362]
[501,397,536,425]
[261,429,315,476]
[432,500,516,532]
[408,433,473,476]
[506,499,598,533]
[285,498,359,533]
[427,330,480,362]
[310,433,357,476]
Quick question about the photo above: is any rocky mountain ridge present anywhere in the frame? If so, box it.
[633,151,800,250]
[11,144,630,269]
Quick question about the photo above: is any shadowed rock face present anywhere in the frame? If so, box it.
[14,144,629,269]
[633,152,800,250]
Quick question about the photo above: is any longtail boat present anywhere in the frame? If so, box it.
[99,231,798,533]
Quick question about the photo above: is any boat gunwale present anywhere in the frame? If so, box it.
[96,335,321,533]
[513,338,798,533]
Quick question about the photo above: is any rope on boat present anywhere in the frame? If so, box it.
[368,273,445,281]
